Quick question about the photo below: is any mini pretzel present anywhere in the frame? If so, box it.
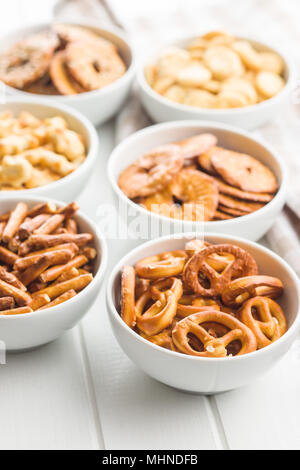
[121,266,136,328]
[177,295,220,318]
[239,296,287,349]
[135,250,187,280]
[183,244,258,296]
[140,328,176,351]
[172,310,257,357]
[136,277,182,336]
[222,275,284,307]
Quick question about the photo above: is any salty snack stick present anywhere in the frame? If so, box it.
[39,254,88,283]
[2,202,27,243]
[14,243,79,271]
[20,233,93,255]
[120,239,286,357]
[0,246,19,266]
[32,273,93,299]
[0,266,26,291]
[0,222,6,238]
[19,214,51,240]
[0,279,31,306]
[38,289,76,310]
[19,249,73,286]
[0,296,15,310]
[34,214,65,235]
[30,293,51,310]
[27,202,57,218]
[0,201,96,314]
[0,306,33,315]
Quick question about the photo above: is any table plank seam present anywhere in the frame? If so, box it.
[78,324,106,449]
[204,396,230,450]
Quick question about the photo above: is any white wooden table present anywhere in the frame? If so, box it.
[1,0,300,451]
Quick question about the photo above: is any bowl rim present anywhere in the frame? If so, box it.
[0,97,99,196]
[107,119,288,227]
[106,231,300,363]
[137,33,295,115]
[0,20,136,102]
[0,195,108,318]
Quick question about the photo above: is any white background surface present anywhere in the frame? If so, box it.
[0,0,300,450]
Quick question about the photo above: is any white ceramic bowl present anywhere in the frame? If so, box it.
[108,121,287,241]
[107,233,300,394]
[0,98,99,201]
[0,21,135,126]
[137,35,294,130]
[0,196,107,351]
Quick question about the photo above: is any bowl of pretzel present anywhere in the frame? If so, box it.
[137,31,293,130]
[0,98,99,199]
[108,120,287,241]
[0,196,107,351]
[0,21,135,125]
[107,233,300,393]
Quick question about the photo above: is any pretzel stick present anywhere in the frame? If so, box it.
[32,273,93,299]
[38,289,77,310]
[54,227,68,234]
[0,306,33,315]
[0,279,32,306]
[0,221,6,238]
[58,202,79,218]
[27,202,57,218]
[2,203,27,243]
[20,249,73,286]
[8,235,21,253]
[53,267,79,285]
[0,296,15,310]
[18,214,51,240]
[20,233,93,255]
[0,213,9,222]
[34,214,65,235]
[0,266,26,291]
[81,246,97,259]
[39,254,88,283]
[28,280,47,293]
[14,243,79,271]
[30,293,51,310]
[0,246,19,265]
[65,218,77,234]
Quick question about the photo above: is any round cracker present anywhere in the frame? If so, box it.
[214,210,233,220]
[218,204,248,216]
[176,133,217,159]
[212,176,274,202]
[218,194,264,213]
[210,147,277,193]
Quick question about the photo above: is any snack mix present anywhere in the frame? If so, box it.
[118,133,277,221]
[120,239,287,357]
[0,110,86,190]
[145,31,286,108]
[0,201,97,314]
[0,24,126,95]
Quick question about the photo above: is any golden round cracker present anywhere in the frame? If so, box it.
[169,169,219,221]
[198,146,219,174]
[212,176,274,202]
[210,147,278,193]
[214,210,233,220]
[176,133,217,159]
[255,71,285,98]
[218,194,264,213]
[218,204,248,217]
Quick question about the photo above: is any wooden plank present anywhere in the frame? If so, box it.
[0,328,102,450]
[214,345,300,450]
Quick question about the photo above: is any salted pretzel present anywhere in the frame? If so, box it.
[136,277,182,336]
[239,296,287,348]
[222,275,284,307]
[177,295,220,318]
[183,244,258,297]
[135,250,188,280]
[172,310,257,357]
[121,266,136,328]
